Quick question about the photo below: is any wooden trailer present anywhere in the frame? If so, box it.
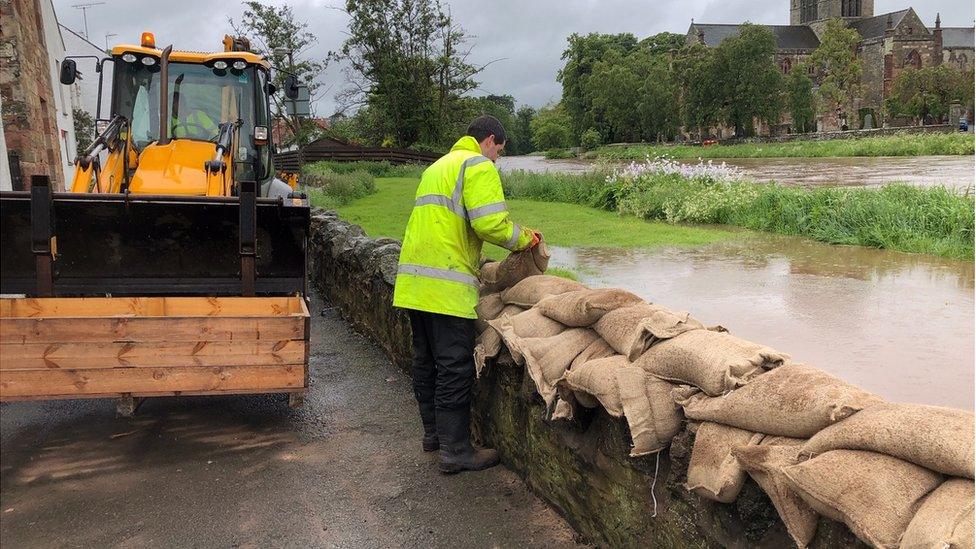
[0,296,310,410]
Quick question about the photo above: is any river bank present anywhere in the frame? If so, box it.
[310,175,974,409]
[582,132,975,160]
[498,154,976,191]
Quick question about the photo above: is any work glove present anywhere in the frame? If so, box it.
[528,230,543,249]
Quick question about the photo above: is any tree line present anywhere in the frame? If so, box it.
[227,1,974,156]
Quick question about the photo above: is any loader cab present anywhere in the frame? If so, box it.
[60,35,279,196]
[108,45,274,194]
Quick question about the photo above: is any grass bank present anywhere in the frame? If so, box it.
[584,132,975,160]
[503,169,975,260]
[312,177,737,261]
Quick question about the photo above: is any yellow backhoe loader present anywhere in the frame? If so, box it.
[0,34,311,412]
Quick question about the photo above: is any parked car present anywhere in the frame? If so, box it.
[960,118,969,132]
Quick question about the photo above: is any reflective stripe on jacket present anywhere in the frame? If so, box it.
[392,135,533,319]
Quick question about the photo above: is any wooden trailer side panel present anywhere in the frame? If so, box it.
[0,296,309,401]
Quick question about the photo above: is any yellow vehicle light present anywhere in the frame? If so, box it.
[141,32,156,48]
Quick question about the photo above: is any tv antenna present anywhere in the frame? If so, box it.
[104,32,117,51]
[71,2,105,40]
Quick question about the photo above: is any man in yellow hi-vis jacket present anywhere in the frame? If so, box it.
[393,116,541,474]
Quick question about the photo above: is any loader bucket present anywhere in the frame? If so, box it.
[0,178,309,297]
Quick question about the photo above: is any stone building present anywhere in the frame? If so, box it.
[0,0,75,190]
[686,0,975,133]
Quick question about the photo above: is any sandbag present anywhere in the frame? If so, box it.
[783,450,943,549]
[801,403,975,479]
[901,478,974,549]
[733,443,819,549]
[479,237,550,294]
[674,363,885,438]
[593,302,704,361]
[474,304,525,375]
[560,355,630,417]
[685,422,763,503]
[521,328,600,410]
[550,397,575,421]
[536,288,643,327]
[637,329,789,396]
[615,366,682,456]
[487,308,566,365]
[563,338,617,409]
[475,293,506,332]
[500,275,585,308]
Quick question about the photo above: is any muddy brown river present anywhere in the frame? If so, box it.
[548,233,974,410]
[498,154,976,191]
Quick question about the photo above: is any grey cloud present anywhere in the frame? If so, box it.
[54,0,973,115]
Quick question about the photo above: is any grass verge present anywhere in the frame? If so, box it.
[586,132,975,160]
[313,177,737,261]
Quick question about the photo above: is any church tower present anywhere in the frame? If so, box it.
[791,0,874,26]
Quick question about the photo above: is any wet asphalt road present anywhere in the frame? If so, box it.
[0,296,581,548]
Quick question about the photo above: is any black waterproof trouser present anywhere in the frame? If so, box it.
[407,310,477,420]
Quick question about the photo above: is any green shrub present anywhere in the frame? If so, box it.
[304,160,427,179]
[580,128,602,152]
[544,149,576,159]
[302,167,376,206]
[502,165,974,259]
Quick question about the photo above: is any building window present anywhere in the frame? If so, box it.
[841,0,861,17]
[905,50,922,69]
[800,0,817,23]
[781,58,793,74]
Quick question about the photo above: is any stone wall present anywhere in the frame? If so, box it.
[0,0,66,190]
[307,210,864,548]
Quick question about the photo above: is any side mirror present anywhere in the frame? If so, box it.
[59,59,77,85]
[283,75,299,100]
[266,82,277,95]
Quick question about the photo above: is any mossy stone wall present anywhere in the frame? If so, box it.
[308,211,863,548]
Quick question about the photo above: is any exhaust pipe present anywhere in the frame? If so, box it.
[158,45,173,146]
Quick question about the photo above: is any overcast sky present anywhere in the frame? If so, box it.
[53,0,974,116]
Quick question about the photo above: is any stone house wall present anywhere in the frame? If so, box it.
[0,0,66,190]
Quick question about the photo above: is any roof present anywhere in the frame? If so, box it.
[110,44,270,68]
[942,27,975,48]
[848,9,911,39]
[58,23,104,53]
[688,24,820,50]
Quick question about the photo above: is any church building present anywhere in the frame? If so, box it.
[686,0,974,132]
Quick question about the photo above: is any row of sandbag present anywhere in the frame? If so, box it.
[473,272,974,549]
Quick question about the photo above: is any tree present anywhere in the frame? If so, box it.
[711,24,783,136]
[638,57,679,142]
[73,108,95,152]
[229,1,327,150]
[557,33,639,141]
[786,66,816,133]
[585,50,644,143]
[530,103,572,151]
[806,18,862,124]
[334,0,482,148]
[887,65,975,124]
[637,32,686,56]
[674,43,721,139]
[511,106,536,155]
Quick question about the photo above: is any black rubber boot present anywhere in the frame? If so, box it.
[436,407,499,474]
[418,401,439,452]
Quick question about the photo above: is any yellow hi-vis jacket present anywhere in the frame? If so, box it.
[393,136,533,319]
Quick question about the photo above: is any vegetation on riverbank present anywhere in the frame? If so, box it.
[581,132,975,160]
[310,177,736,261]
[503,164,975,260]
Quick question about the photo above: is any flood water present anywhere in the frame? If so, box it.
[548,234,975,410]
[498,154,976,191]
